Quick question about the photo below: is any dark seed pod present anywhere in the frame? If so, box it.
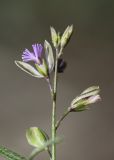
[57,58,67,73]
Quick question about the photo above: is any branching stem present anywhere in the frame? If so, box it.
[56,109,70,130]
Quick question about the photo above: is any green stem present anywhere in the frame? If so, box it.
[52,48,59,160]
[29,149,51,160]
[55,109,70,130]
[48,149,52,159]
[46,78,53,97]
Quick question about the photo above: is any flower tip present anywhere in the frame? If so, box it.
[50,26,54,30]
[88,95,101,104]
[44,40,49,48]
[71,24,74,28]
[69,24,73,34]
[44,40,48,44]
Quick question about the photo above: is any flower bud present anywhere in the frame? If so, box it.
[26,127,48,149]
[50,27,58,47]
[60,25,73,49]
[69,86,101,112]
[50,27,61,48]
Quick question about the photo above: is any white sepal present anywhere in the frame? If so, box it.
[15,61,43,78]
[44,40,54,73]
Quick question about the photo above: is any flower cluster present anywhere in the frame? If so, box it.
[15,25,73,79]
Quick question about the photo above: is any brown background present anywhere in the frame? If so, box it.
[0,0,114,160]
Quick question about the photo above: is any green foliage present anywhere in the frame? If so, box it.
[0,146,27,160]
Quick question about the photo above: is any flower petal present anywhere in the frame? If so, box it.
[44,40,54,73]
[22,49,38,63]
[32,44,43,59]
[15,61,43,78]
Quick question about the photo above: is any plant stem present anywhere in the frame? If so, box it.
[52,48,59,160]
[48,149,52,159]
[55,109,70,130]
[46,78,53,97]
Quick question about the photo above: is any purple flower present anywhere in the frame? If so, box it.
[15,41,54,78]
[22,44,43,64]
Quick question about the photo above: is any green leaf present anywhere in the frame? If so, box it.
[15,61,43,78]
[26,127,48,148]
[0,146,27,160]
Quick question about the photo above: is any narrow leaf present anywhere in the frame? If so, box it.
[0,146,27,160]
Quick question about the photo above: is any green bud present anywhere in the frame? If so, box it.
[50,27,61,48]
[70,86,101,112]
[26,127,48,149]
[50,27,58,47]
[60,25,73,49]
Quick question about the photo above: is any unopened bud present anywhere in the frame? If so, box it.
[50,27,60,48]
[61,25,73,49]
[26,127,48,149]
[69,86,101,112]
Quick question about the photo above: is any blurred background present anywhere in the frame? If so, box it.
[0,0,114,159]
